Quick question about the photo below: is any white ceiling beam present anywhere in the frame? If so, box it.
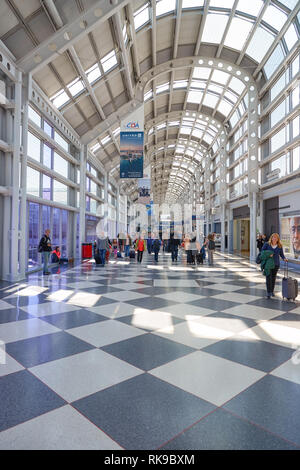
[16,0,129,74]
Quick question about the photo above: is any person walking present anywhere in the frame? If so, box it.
[169,234,181,262]
[147,234,153,255]
[124,233,132,258]
[152,236,161,262]
[257,234,264,252]
[207,233,216,266]
[261,233,288,299]
[96,232,110,266]
[39,229,52,275]
[135,236,146,263]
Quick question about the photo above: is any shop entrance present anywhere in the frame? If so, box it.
[233,218,250,256]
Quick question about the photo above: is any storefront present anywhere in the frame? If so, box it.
[233,205,250,255]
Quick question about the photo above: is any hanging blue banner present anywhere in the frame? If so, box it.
[120,131,144,178]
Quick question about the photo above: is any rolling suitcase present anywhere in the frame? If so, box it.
[196,252,203,265]
[282,261,298,301]
[94,252,102,265]
[129,249,135,259]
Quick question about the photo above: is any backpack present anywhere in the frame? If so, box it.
[153,239,160,251]
[38,237,45,253]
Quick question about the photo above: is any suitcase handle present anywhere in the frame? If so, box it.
[284,259,289,278]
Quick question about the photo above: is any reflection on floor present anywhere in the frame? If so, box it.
[0,251,300,450]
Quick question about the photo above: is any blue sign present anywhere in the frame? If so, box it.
[120,131,144,178]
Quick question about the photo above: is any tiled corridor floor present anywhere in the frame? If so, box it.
[0,251,300,450]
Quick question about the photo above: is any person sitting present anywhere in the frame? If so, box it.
[51,246,68,264]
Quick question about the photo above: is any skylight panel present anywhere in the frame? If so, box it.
[262,5,287,31]
[246,26,275,62]
[192,129,203,139]
[173,80,188,89]
[224,90,238,103]
[207,84,223,94]
[169,120,180,126]
[203,93,219,108]
[157,123,166,130]
[193,67,211,79]
[224,17,253,50]
[101,50,118,73]
[91,142,100,152]
[284,23,298,51]
[134,3,150,30]
[182,0,204,8]
[144,90,153,101]
[86,63,101,83]
[237,0,263,16]
[264,44,285,79]
[190,80,205,90]
[202,13,228,44]
[211,69,230,85]
[156,82,170,94]
[279,0,298,8]
[68,77,84,97]
[51,89,69,108]
[187,90,203,103]
[156,0,176,17]
[217,99,233,117]
[229,76,245,94]
[113,127,120,137]
[210,0,235,7]
[180,126,192,135]
[101,135,111,146]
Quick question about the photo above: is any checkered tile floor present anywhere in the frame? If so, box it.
[1,251,300,450]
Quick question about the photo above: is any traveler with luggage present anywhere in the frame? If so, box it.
[261,233,288,299]
[38,229,52,275]
[207,233,216,266]
[96,232,110,266]
[135,236,146,263]
[152,236,161,262]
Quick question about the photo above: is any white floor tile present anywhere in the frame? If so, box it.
[271,354,300,386]
[211,292,260,303]
[222,305,281,321]
[0,405,122,450]
[240,322,300,349]
[0,352,24,377]
[155,292,203,303]
[150,351,265,406]
[154,319,233,349]
[0,318,60,344]
[67,319,146,347]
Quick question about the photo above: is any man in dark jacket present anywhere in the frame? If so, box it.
[169,234,181,262]
[39,229,52,275]
[152,236,161,262]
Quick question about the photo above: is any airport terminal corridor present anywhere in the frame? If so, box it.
[0,252,300,450]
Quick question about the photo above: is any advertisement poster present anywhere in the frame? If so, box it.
[120,105,144,179]
[120,131,144,178]
[138,178,151,204]
[280,215,300,260]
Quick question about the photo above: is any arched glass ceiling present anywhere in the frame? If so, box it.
[144,66,247,121]
[134,0,299,78]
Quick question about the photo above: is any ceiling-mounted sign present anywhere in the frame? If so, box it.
[120,105,144,179]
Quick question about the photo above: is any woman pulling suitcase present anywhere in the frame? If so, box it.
[261,233,288,299]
